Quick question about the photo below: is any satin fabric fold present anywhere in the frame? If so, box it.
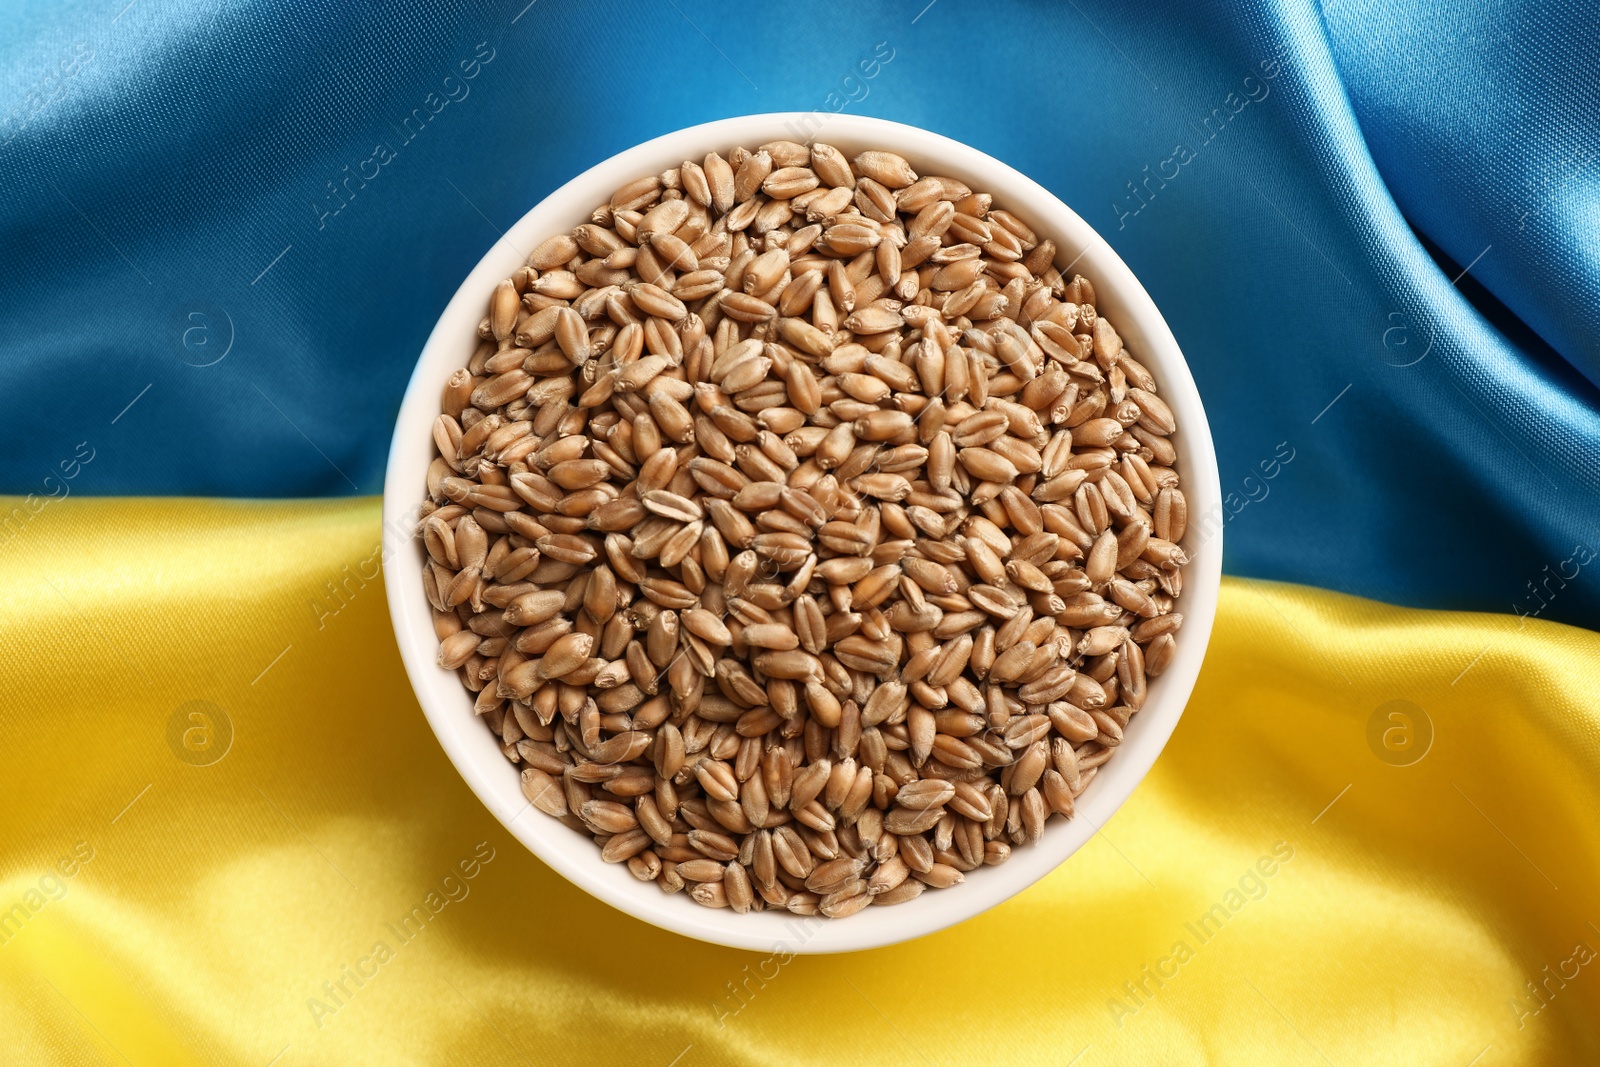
[2,0,1597,627]
[1322,0,1600,384]
[2,497,1596,1065]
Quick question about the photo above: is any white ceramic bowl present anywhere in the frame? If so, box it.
[383,113,1222,954]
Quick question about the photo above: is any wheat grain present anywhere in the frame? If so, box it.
[420,141,1190,917]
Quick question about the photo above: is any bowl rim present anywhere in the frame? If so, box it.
[382,111,1222,954]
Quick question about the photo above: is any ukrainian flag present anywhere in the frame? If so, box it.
[3,0,1597,1063]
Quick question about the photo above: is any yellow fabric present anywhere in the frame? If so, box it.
[3,496,1598,1066]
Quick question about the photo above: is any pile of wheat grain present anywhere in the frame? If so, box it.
[420,141,1187,917]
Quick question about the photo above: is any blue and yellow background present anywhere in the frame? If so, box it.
[3,0,1599,1062]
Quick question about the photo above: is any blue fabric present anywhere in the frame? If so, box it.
[3,0,1597,628]
[1323,0,1600,385]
